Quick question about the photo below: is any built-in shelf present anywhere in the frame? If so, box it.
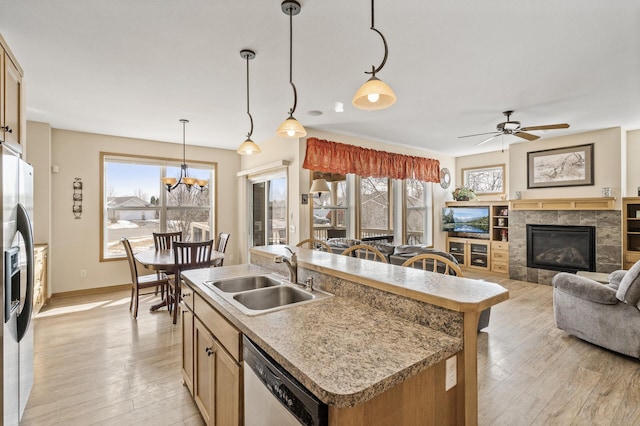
[510,197,615,211]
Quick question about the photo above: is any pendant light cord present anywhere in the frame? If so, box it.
[287,8,298,117]
[246,55,254,138]
[365,0,389,77]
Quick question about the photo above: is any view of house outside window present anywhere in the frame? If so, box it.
[102,155,214,259]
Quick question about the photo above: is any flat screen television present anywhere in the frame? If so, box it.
[442,206,490,233]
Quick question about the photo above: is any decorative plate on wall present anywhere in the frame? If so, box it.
[440,168,451,189]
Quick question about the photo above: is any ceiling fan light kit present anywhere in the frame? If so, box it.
[237,49,261,155]
[458,110,570,147]
[352,0,396,111]
[277,0,307,139]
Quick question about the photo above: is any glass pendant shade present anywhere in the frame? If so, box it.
[310,178,330,193]
[352,76,397,110]
[276,116,307,138]
[237,138,262,155]
[161,177,177,187]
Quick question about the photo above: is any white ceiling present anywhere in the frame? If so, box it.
[1,0,639,157]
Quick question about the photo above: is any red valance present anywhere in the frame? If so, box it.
[302,137,440,183]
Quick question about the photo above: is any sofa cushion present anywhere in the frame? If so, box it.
[364,241,395,256]
[616,261,640,305]
[553,273,619,305]
[326,238,360,248]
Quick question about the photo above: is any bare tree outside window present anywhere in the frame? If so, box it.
[462,164,505,194]
[360,177,392,238]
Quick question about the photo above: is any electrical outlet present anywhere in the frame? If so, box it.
[80,269,87,278]
[445,355,457,391]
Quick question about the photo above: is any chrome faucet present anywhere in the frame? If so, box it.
[274,246,298,284]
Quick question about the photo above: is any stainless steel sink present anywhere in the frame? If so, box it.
[233,286,313,311]
[204,273,333,316]
[209,275,281,293]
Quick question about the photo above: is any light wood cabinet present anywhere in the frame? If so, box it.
[623,198,640,269]
[182,283,242,426]
[445,202,509,274]
[33,244,48,314]
[0,34,24,152]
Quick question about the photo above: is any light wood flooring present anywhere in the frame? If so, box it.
[22,272,640,425]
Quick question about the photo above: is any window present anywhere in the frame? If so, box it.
[250,173,288,247]
[359,176,392,239]
[101,153,215,260]
[312,174,348,240]
[404,179,433,245]
[461,164,505,194]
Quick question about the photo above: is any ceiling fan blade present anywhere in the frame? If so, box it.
[458,131,501,139]
[521,123,570,131]
[475,134,500,146]
[514,131,540,141]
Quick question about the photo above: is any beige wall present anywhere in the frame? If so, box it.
[32,127,240,294]
[455,150,509,202]
[509,127,623,207]
[238,129,456,255]
[627,129,640,196]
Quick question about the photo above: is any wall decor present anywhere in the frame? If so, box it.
[439,167,451,189]
[527,143,594,189]
[73,177,82,219]
[461,164,504,194]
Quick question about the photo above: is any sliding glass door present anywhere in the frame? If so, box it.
[250,175,287,247]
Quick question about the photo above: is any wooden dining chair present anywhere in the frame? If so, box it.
[341,244,388,263]
[400,253,463,276]
[153,231,182,250]
[296,238,331,252]
[121,237,169,319]
[167,240,215,324]
[213,232,230,267]
[152,231,182,297]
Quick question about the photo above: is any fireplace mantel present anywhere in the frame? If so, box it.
[509,197,615,211]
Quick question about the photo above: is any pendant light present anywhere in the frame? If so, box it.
[161,119,208,192]
[352,0,397,111]
[276,0,307,138]
[237,49,261,155]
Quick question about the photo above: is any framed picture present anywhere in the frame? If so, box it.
[461,164,505,195]
[527,143,594,189]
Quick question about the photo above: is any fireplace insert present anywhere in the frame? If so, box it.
[527,224,595,272]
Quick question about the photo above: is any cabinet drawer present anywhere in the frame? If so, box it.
[492,262,509,274]
[491,241,509,251]
[194,294,242,362]
[491,250,509,261]
[625,252,640,263]
[181,284,195,311]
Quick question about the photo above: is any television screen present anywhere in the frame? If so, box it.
[442,207,490,233]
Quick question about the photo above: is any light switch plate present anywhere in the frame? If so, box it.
[289,225,296,233]
[445,355,457,391]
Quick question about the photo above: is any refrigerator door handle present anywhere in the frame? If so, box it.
[16,202,34,342]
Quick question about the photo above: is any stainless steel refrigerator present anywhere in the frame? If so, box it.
[1,143,34,425]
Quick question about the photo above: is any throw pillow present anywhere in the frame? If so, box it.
[608,270,626,290]
[616,260,640,305]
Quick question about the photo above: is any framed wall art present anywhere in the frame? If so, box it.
[527,143,594,189]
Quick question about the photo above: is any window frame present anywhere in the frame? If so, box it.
[461,164,505,195]
[403,179,433,246]
[100,152,217,262]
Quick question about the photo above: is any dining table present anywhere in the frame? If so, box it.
[134,248,225,311]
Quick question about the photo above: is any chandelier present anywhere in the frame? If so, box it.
[161,119,208,192]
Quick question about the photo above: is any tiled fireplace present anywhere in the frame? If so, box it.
[509,209,621,285]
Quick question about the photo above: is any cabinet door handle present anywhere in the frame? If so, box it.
[1,126,12,134]
[205,346,215,356]
[181,293,190,298]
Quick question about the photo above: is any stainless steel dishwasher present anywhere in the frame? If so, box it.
[243,336,328,426]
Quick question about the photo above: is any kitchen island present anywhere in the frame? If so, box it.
[181,245,508,425]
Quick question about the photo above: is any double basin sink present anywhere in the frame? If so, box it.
[204,274,333,316]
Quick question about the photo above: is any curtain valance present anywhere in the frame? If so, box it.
[302,137,440,182]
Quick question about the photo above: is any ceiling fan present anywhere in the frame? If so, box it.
[459,110,570,146]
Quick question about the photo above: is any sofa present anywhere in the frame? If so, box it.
[552,263,640,358]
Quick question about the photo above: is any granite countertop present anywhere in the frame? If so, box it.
[251,245,509,312]
[182,264,463,408]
